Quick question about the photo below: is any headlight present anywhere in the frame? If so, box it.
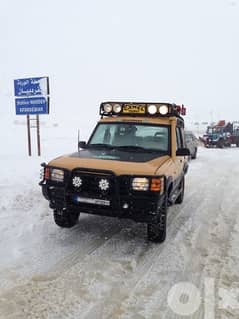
[159,105,169,115]
[103,103,112,113]
[51,168,64,182]
[132,177,149,191]
[113,103,122,113]
[147,104,157,115]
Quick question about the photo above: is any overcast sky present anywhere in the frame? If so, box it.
[0,0,239,130]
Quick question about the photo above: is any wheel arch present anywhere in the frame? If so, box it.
[166,176,173,197]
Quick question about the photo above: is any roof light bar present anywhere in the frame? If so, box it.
[100,102,187,117]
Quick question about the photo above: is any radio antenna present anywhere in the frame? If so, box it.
[77,129,80,152]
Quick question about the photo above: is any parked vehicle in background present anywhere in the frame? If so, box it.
[200,120,239,148]
[205,121,231,148]
[231,123,239,147]
[185,131,198,159]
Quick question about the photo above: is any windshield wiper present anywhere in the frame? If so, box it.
[87,143,115,149]
[116,145,166,153]
[88,144,165,153]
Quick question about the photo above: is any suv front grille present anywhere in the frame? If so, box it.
[69,169,116,200]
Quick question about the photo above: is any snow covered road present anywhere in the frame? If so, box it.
[1,147,239,319]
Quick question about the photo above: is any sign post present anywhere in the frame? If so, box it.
[27,115,32,156]
[14,77,50,156]
[36,114,41,156]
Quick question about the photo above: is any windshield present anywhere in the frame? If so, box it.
[88,122,170,153]
[207,127,223,135]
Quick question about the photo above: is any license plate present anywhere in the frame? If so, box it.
[74,196,110,206]
[122,104,145,114]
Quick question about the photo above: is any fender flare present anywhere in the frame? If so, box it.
[165,176,173,196]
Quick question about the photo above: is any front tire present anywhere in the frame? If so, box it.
[54,208,79,228]
[147,195,168,243]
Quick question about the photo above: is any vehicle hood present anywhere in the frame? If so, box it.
[48,148,170,176]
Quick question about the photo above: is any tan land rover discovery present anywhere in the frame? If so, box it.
[40,102,190,243]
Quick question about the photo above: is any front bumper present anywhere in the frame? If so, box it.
[40,168,165,224]
[205,139,220,147]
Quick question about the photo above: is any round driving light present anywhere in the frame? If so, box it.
[159,105,169,115]
[113,104,122,113]
[72,176,82,188]
[147,104,157,115]
[99,178,110,191]
[103,103,113,113]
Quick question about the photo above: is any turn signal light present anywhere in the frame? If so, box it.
[150,178,161,191]
[44,167,50,180]
[150,177,164,194]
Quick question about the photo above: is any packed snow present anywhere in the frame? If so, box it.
[0,119,239,319]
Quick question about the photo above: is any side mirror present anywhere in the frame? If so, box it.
[78,141,86,151]
[176,148,190,156]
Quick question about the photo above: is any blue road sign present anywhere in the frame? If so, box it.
[14,77,49,97]
[15,97,49,115]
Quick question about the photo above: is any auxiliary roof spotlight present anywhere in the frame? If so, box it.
[113,104,122,113]
[103,103,113,113]
[159,105,169,115]
[147,104,157,115]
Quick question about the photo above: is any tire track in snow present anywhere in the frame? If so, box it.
[0,224,156,319]
[0,214,132,295]
[97,180,213,319]
[50,217,134,275]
